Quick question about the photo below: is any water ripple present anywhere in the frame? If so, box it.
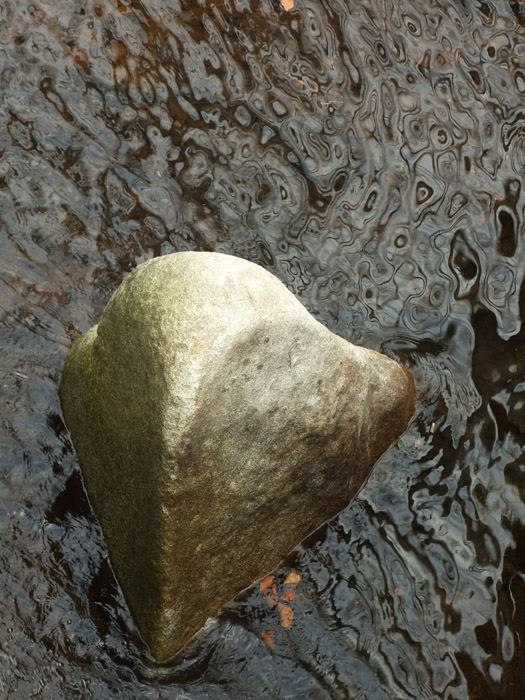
[2,0,525,697]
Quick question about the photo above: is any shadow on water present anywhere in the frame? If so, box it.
[1,0,525,697]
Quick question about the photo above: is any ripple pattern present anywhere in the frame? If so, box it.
[2,0,525,697]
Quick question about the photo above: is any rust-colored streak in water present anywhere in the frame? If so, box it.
[1,0,525,697]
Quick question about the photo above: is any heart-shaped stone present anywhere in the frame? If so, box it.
[60,252,415,661]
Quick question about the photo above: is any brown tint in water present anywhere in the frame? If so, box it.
[1,0,525,697]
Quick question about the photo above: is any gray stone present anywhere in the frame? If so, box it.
[59,252,416,661]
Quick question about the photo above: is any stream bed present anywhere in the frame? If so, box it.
[2,0,525,697]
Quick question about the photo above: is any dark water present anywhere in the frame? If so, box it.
[2,0,525,697]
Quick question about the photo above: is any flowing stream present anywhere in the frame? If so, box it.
[2,0,525,697]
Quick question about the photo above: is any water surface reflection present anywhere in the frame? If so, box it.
[1,0,525,697]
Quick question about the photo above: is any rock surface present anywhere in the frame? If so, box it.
[59,252,416,662]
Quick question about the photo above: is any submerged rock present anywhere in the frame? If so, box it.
[59,252,416,661]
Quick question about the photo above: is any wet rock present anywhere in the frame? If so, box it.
[59,252,416,661]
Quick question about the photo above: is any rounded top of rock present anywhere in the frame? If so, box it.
[112,251,306,316]
[98,252,317,361]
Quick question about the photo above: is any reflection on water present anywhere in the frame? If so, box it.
[1,0,525,696]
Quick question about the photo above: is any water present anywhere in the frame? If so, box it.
[1,0,525,697]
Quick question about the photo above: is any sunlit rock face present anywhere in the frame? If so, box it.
[59,251,415,661]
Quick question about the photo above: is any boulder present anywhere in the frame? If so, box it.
[59,252,416,661]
